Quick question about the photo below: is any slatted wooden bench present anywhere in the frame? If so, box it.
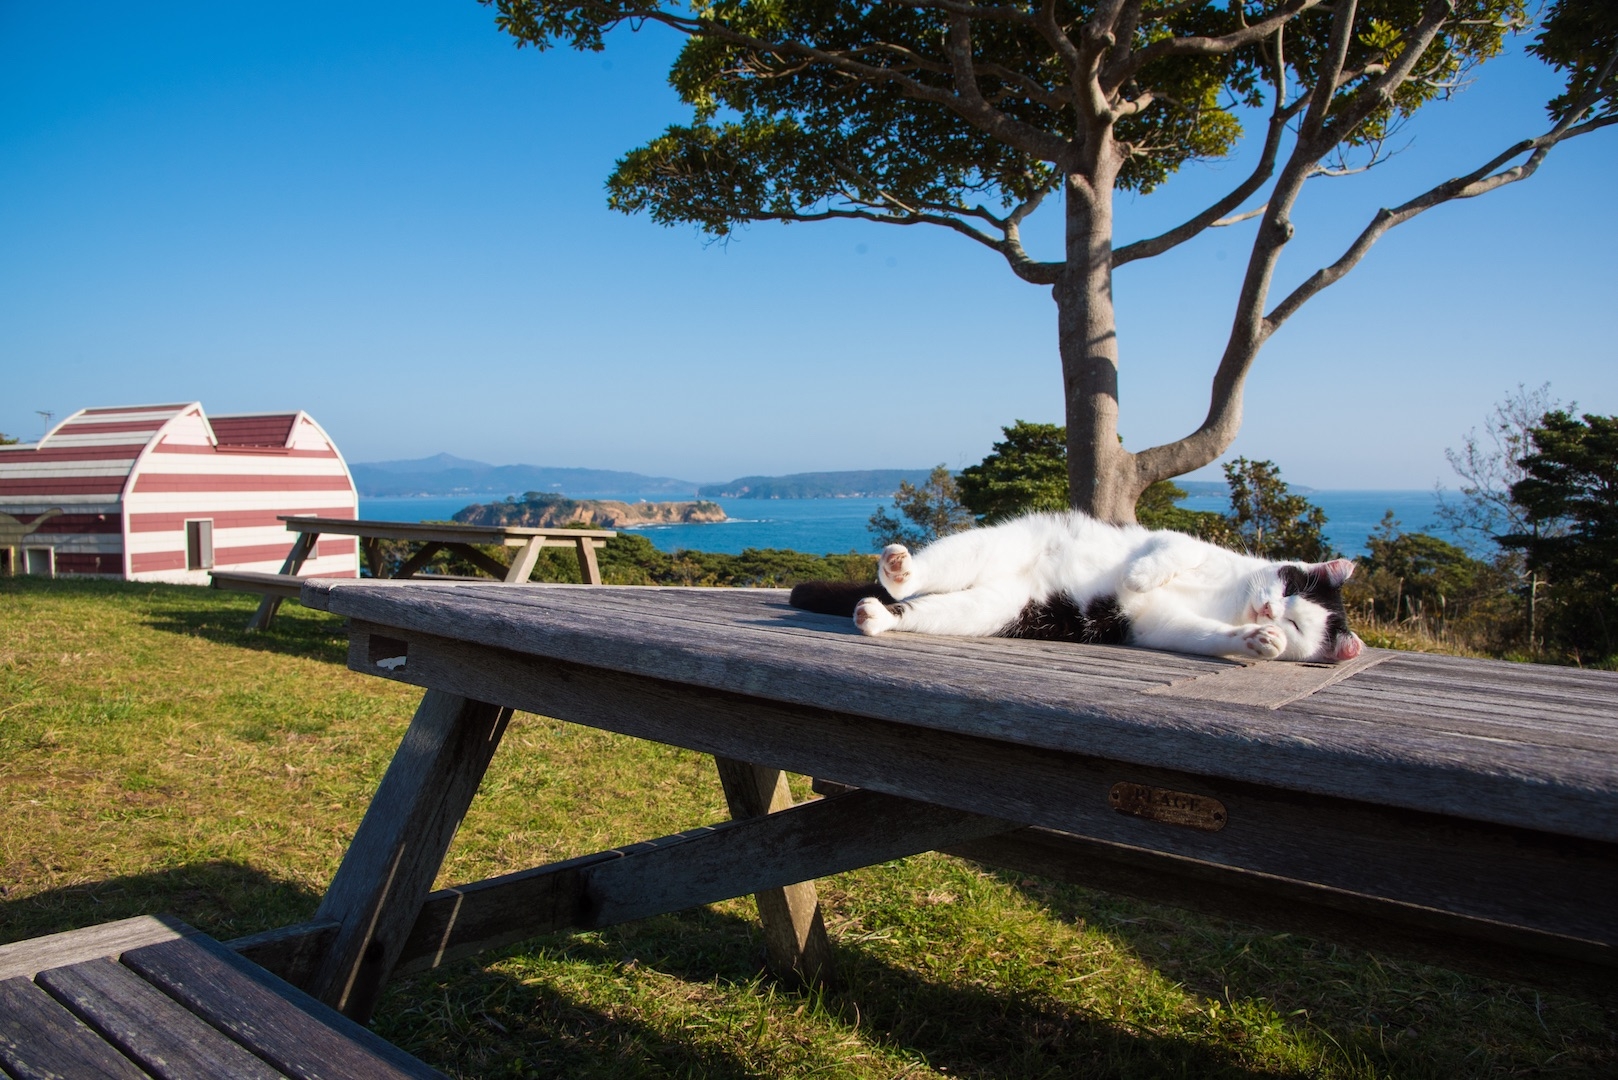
[0,915,445,1080]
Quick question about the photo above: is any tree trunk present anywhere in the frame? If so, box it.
[1057,151,1138,525]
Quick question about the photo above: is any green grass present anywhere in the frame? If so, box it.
[1,577,1613,1078]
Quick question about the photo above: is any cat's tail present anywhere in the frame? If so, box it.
[788,580,895,617]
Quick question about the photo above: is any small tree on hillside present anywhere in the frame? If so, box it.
[1220,457,1328,560]
[487,0,1617,522]
[869,464,974,547]
[957,421,1069,522]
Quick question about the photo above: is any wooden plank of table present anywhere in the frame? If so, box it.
[0,914,197,982]
[307,586,1618,842]
[0,975,149,1080]
[122,934,447,1080]
[1144,648,1393,708]
[339,624,1618,956]
[280,517,615,546]
[36,957,289,1080]
[210,570,308,600]
[307,689,512,1022]
[391,785,1014,977]
[713,758,835,985]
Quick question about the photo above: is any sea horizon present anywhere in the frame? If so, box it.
[359,488,1467,559]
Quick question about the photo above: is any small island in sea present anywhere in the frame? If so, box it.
[454,491,727,529]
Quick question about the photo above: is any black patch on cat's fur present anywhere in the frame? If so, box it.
[1001,593,1130,645]
[789,580,896,617]
[1280,565,1355,652]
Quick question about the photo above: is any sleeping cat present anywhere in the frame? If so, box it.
[790,511,1363,663]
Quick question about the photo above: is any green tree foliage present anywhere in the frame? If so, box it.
[1217,458,1329,561]
[868,465,974,548]
[1504,411,1618,659]
[0,433,17,446]
[956,422,1068,523]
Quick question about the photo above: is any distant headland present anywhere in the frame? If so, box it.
[454,492,727,529]
[350,454,939,500]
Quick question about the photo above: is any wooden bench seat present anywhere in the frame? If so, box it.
[0,915,445,1080]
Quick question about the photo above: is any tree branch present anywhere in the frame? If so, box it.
[1109,0,1326,93]
[1266,41,1618,332]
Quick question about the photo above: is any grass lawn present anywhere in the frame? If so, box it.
[1,576,1613,1078]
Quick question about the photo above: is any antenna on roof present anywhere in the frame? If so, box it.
[34,411,54,441]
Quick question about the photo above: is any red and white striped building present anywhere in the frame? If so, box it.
[0,403,359,583]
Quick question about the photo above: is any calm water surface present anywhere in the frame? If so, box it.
[361,490,1455,557]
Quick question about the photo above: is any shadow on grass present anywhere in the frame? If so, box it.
[380,904,1288,1080]
[0,860,322,948]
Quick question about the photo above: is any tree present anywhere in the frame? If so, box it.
[1219,457,1328,560]
[869,464,975,546]
[487,0,1618,523]
[0,433,17,446]
[956,420,1068,522]
[1504,410,1618,659]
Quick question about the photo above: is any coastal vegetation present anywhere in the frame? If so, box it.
[3,576,1613,1077]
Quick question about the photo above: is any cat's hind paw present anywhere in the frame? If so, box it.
[1237,623,1285,659]
[854,597,898,636]
[1122,559,1175,594]
[877,544,915,597]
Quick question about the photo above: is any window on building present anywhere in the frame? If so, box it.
[24,546,54,577]
[0,547,12,575]
[186,520,214,570]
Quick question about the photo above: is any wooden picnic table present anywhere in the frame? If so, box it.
[245,579,1615,1025]
[213,515,616,630]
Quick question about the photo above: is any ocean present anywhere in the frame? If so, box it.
[359,490,1458,558]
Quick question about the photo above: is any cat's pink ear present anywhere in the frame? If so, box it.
[1320,558,1355,586]
[1335,633,1364,661]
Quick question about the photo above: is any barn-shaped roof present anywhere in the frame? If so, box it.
[0,403,317,503]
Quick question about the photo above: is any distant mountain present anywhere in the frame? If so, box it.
[349,455,701,498]
[699,470,937,499]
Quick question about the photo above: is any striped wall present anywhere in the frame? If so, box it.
[0,402,359,582]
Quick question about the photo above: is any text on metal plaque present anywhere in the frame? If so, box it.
[1108,781,1228,832]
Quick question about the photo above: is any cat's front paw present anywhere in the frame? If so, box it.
[1237,623,1285,659]
[854,597,898,636]
[877,544,915,597]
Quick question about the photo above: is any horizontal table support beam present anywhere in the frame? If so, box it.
[390,786,1015,977]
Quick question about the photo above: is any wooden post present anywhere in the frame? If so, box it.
[308,690,512,1022]
[575,537,603,585]
[249,532,318,631]
[504,537,543,583]
[712,758,835,987]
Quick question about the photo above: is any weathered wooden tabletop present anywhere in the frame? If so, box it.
[298,580,1618,998]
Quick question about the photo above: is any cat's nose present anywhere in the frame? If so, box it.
[1258,602,1275,620]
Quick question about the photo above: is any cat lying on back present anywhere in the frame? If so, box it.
[790,511,1363,663]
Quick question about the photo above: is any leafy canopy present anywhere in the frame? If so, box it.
[487,0,1525,242]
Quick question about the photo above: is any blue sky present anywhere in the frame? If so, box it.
[2,2,1613,488]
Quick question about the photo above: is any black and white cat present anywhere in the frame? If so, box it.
[790,511,1363,663]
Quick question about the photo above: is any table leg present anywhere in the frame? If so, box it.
[307,690,512,1022]
[391,542,446,580]
[505,537,543,583]
[361,538,388,579]
[249,532,318,631]
[713,758,835,987]
[575,538,602,585]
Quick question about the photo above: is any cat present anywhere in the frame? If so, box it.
[789,511,1364,663]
